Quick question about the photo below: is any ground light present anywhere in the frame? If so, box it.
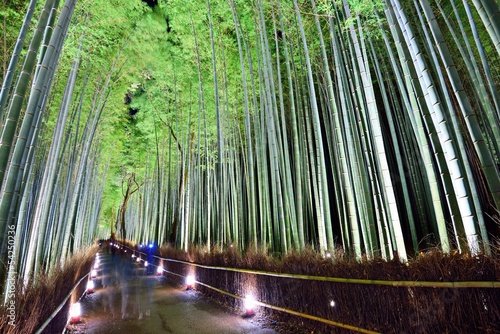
[157,266,163,276]
[69,303,81,324]
[91,269,98,278]
[136,256,141,263]
[144,261,148,267]
[243,295,256,316]
[86,280,95,293]
[186,275,195,290]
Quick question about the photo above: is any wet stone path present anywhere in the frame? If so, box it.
[66,248,277,334]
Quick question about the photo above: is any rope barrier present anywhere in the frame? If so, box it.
[192,279,381,334]
[120,241,500,334]
[35,272,90,334]
[115,242,381,333]
[156,258,381,334]
[117,242,500,289]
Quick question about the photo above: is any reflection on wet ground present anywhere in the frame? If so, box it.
[99,249,157,320]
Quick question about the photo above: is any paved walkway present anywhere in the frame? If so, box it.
[66,248,277,334]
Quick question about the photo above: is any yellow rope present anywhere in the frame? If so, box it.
[190,275,381,334]
[169,260,500,288]
[120,242,500,333]
[121,243,500,289]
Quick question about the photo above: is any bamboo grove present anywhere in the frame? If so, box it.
[1,0,500,298]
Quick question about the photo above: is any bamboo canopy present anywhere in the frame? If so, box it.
[1,0,500,294]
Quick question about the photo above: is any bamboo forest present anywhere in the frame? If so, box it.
[1,0,500,333]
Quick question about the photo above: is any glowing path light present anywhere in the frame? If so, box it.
[86,280,95,293]
[144,261,149,267]
[243,295,256,316]
[91,269,98,278]
[186,275,195,290]
[136,256,141,263]
[69,303,81,323]
[157,266,163,276]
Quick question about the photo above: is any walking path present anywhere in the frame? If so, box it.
[65,248,277,334]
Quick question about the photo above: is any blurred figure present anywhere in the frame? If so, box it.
[133,261,144,319]
[111,243,116,261]
[119,254,134,319]
[146,245,154,275]
[143,274,155,317]
[101,253,119,318]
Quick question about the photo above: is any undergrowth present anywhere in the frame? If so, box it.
[0,245,97,334]
[156,243,500,333]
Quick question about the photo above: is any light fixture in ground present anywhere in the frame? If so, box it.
[136,256,140,262]
[86,280,95,293]
[91,269,98,278]
[144,261,148,267]
[186,275,195,290]
[329,300,336,307]
[157,266,163,275]
[69,303,81,323]
[243,295,256,316]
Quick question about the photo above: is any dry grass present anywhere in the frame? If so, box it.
[0,245,97,334]
[157,244,500,333]
[6,239,497,333]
